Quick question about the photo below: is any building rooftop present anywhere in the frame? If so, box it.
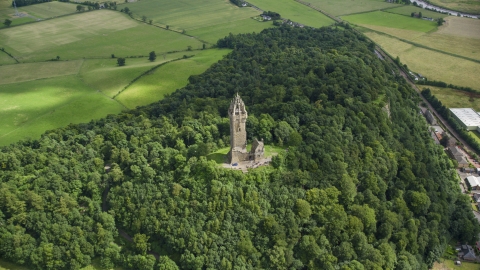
[450,108,480,128]
[467,176,480,188]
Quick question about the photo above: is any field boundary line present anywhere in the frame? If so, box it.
[0,49,19,63]
[360,26,480,65]
[112,56,192,102]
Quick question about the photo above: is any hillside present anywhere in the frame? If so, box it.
[0,26,478,269]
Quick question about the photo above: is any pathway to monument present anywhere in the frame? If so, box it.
[221,156,273,173]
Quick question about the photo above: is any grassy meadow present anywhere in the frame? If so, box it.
[79,51,190,98]
[18,1,79,19]
[425,86,480,111]
[428,0,480,14]
[0,10,202,62]
[116,49,230,109]
[384,5,449,19]
[432,259,480,270]
[367,32,480,89]
[207,144,285,164]
[0,51,17,65]
[122,0,266,35]
[188,17,274,44]
[0,75,124,146]
[245,0,334,27]
[0,60,83,84]
[342,11,438,32]
[303,0,400,16]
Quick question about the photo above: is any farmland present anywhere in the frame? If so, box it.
[116,49,230,108]
[367,32,480,89]
[0,10,204,62]
[302,0,400,16]
[0,60,83,84]
[383,5,449,19]
[342,11,438,32]
[18,1,79,19]
[122,0,268,38]
[428,0,480,15]
[426,86,480,111]
[245,0,334,27]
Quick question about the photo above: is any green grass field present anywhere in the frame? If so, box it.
[0,10,202,62]
[0,75,124,146]
[123,0,260,31]
[342,11,438,32]
[433,259,480,270]
[79,51,190,98]
[383,5,449,19]
[116,49,230,109]
[428,0,480,14]
[18,1,79,19]
[0,51,17,65]
[303,0,400,16]
[422,86,480,111]
[188,17,274,44]
[0,60,83,84]
[470,131,480,144]
[246,0,334,27]
[367,32,480,89]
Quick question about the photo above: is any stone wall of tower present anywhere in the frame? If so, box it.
[228,94,248,163]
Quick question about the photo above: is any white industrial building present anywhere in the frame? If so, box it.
[450,108,480,131]
[466,175,480,190]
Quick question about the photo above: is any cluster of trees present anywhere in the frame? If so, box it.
[3,19,11,27]
[262,11,281,20]
[229,0,246,7]
[421,88,480,154]
[0,26,478,269]
[417,79,480,95]
[11,0,49,7]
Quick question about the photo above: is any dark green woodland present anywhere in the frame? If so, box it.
[1,26,478,269]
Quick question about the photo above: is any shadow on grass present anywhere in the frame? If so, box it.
[207,153,227,164]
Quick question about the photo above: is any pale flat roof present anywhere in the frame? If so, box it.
[467,176,480,188]
[450,108,480,128]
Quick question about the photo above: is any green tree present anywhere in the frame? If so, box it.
[142,15,147,22]
[3,19,12,27]
[149,51,156,62]
[76,5,85,11]
[133,233,150,255]
[117,57,126,66]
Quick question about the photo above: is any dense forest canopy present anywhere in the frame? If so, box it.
[1,26,478,270]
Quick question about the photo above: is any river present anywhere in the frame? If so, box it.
[409,0,478,19]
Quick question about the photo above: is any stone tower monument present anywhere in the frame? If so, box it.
[227,94,264,164]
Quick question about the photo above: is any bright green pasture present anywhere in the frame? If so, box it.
[0,16,36,28]
[79,51,192,98]
[116,49,230,109]
[0,10,202,62]
[123,0,260,32]
[0,60,83,84]
[0,75,124,146]
[188,17,274,44]
[18,1,79,19]
[384,5,448,19]
[247,0,334,27]
[303,0,400,16]
[207,144,285,164]
[342,11,438,32]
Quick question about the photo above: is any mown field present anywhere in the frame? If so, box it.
[18,1,79,19]
[188,17,274,44]
[245,0,334,27]
[428,0,480,15]
[432,259,480,270]
[367,32,480,89]
[116,49,230,108]
[122,0,268,37]
[79,51,190,98]
[342,10,438,32]
[303,0,400,16]
[0,48,228,146]
[384,5,449,19]
[421,86,480,111]
[0,75,124,146]
[0,10,203,62]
